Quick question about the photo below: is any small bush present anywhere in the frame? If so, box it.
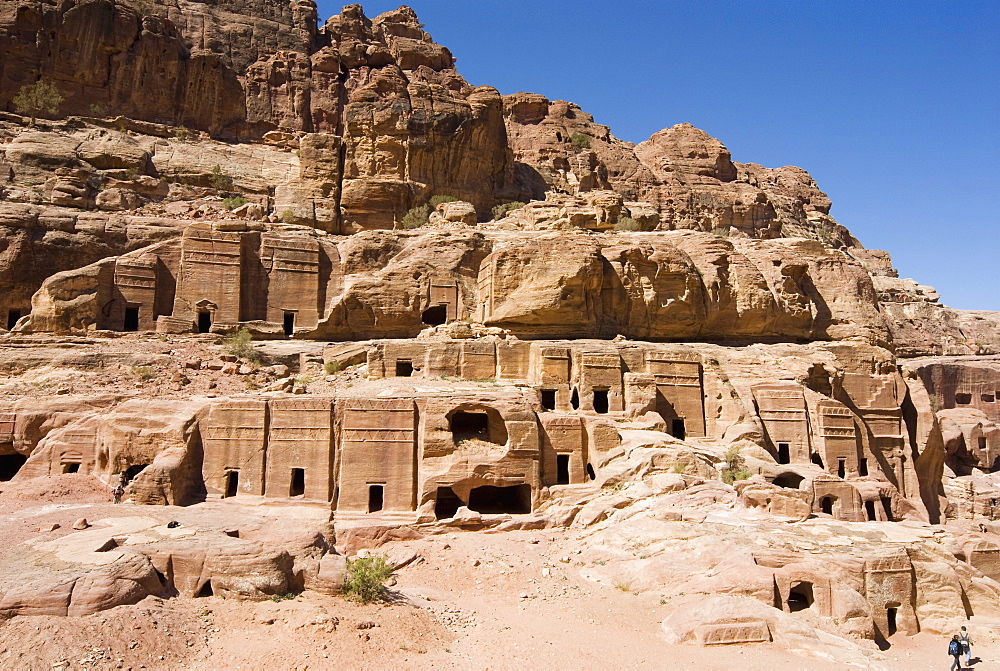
[224,328,260,364]
[570,132,591,150]
[324,361,341,375]
[132,365,156,382]
[270,592,299,602]
[280,209,296,224]
[720,445,751,484]
[399,204,431,229]
[173,126,190,141]
[13,80,63,125]
[343,556,395,603]
[222,196,248,211]
[428,195,458,207]
[491,201,526,220]
[209,165,233,191]
[615,216,640,232]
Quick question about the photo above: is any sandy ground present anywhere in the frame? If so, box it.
[1,479,996,670]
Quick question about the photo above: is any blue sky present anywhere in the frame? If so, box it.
[315,1,1000,311]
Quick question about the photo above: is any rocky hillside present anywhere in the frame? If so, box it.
[1,3,1000,665]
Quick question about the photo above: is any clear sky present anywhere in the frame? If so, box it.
[315,1,1000,311]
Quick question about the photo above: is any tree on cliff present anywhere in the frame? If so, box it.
[13,80,64,126]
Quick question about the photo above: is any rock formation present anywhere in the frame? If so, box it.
[0,1,998,661]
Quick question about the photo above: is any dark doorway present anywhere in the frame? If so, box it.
[556,454,571,485]
[586,463,596,481]
[820,496,834,515]
[886,606,898,636]
[290,468,305,497]
[224,470,239,498]
[395,360,413,377]
[859,458,869,476]
[368,484,384,513]
[787,582,814,612]
[421,304,448,326]
[773,472,804,489]
[592,389,609,414]
[837,459,846,479]
[196,580,214,597]
[197,310,212,333]
[811,453,825,469]
[6,309,20,330]
[435,486,463,519]
[62,462,80,474]
[671,419,686,440]
[451,411,489,441]
[865,499,877,521]
[570,388,580,410]
[283,311,295,336]
[123,306,140,332]
[881,496,893,521]
[468,484,531,515]
[540,389,556,411]
[124,464,147,483]
[0,453,27,480]
[777,443,790,464]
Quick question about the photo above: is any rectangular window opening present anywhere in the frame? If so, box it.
[592,388,609,414]
[777,442,790,464]
[556,454,570,485]
[395,360,413,377]
[368,484,384,513]
[289,468,305,498]
[540,389,556,411]
[865,499,877,521]
[837,458,846,479]
[123,305,140,332]
[859,458,869,476]
[980,437,988,451]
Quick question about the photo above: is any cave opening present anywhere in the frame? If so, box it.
[421,304,448,326]
[0,453,27,481]
[787,582,814,612]
[434,486,463,520]
[467,484,531,515]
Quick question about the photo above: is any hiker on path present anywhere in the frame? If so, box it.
[949,634,962,671]
[959,625,973,667]
[113,483,124,504]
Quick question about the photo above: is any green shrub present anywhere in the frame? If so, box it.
[720,445,751,484]
[209,165,233,191]
[399,204,430,229]
[131,365,156,382]
[615,216,640,231]
[491,201,526,220]
[224,328,260,364]
[13,80,63,126]
[324,361,341,375]
[428,195,458,207]
[280,209,296,224]
[173,126,190,141]
[222,196,248,211]
[570,132,591,150]
[343,556,395,603]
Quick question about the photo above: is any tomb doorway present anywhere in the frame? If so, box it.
[434,487,463,519]
[0,453,27,480]
[467,484,531,515]
[556,454,570,485]
[787,582,813,612]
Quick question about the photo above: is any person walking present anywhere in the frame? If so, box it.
[113,482,124,504]
[949,634,962,670]
[959,625,973,667]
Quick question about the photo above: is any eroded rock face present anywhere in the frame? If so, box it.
[20,224,891,345]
